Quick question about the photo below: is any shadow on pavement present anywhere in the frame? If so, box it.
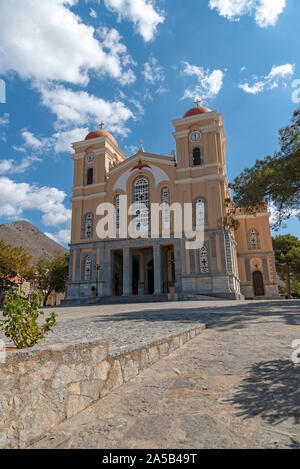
[91,300,300,331]
[229,359,300,425]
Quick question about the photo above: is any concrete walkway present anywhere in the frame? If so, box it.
[32,300,300,449]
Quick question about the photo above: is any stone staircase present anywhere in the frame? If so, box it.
[61,292,230,307]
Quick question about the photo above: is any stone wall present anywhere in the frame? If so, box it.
[0,325,207,449]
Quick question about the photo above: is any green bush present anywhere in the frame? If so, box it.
[0,290,57,349]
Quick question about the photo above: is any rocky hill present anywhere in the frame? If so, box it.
[0,220,68,264]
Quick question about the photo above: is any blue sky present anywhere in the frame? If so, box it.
[0,0,299,246]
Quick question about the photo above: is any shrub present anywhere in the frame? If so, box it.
[0,290,57,349]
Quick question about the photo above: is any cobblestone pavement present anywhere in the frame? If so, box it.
[1,299,299,353]
[32,300,300,449]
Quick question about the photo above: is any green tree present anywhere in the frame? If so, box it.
[0,290,57,349]
[230,109,300,228]
[35,253,69,306]
[272,234,300,299]
[0,240,33,295]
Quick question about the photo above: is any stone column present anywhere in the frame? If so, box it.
[123,247,132,296]
[103,247,113,296]
[68,248,74,282]
[75,248,81,282]
[154,244,162,295]
[174,240,183,293]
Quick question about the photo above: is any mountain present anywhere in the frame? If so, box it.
[0,220,68,264]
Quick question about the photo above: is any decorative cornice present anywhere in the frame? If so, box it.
[108,153,174,175]
[70,192,107,202]
[175,174,225,185]
[172,110,219,128]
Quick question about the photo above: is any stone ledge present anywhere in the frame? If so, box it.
[0,323,208,449]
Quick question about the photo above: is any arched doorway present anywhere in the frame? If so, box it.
[253,271,265,297]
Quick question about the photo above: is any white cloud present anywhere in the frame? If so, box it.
[103,0,165,41]
[21,131,47,149]
[89,8,97,18]
[12,84,135,155]
[96,27,136,85]
[239,81,265,94]
[0,0,135,85]
[267,64,295,80]
[45,229,71,245]
[38,83,134,137]
[52,128,89,153]
[0,178,71,227]
[0,156,41,175]
[142,56,165,84]
[268,203,300,224]
[0,113,9,126]
[239,63,295,94]
[182,62,225,102]
[209,0,286,28]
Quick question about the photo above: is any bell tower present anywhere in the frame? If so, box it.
[172,99,227,171]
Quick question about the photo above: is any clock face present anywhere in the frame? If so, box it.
[190,131,201,142]
[86,153,95,163]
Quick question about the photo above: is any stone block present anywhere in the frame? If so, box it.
[101,360,123,397]
[120,356,139,382]
[158,343,169,357]
[66,394,93,420]
[93,360,110,381]
[91,344,108,364]
[80,380,101,400]
[148,346,160,364]
[140,349,150,370]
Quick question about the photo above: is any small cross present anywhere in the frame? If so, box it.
[194,97,201,107]
[139,140,144,152]
[99,121,104,129]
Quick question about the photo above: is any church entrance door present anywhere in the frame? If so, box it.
[253,270,265,296]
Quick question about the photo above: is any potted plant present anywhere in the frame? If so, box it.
[91,286,97,297]
[169,281,175,294]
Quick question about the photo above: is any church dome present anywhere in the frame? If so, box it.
[85,129,118,147]
[184,106,211,118]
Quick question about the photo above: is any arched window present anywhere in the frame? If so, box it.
[248,228,259,250]
[82,213,93,239]
[114,195,120,235]
[161,187,170,231]
[193,197,208,226]
[133,176,150,232]
[200,245,209,273]
[84,255,92,281]
[192,147,202,166]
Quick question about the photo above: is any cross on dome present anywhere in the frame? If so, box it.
[99,121,104,129]
[194,97,202,107]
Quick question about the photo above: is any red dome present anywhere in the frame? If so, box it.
[85,129,118,147]
[184,106,211,118]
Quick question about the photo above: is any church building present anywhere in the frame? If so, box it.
[66,103,279,303]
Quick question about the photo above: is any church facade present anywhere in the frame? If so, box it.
[66,104,279,303]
